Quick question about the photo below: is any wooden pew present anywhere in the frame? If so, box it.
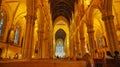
[94,59,105,67]
[94,58,120,67]
[0,59,87,67]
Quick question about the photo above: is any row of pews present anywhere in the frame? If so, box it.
[1,58,120,67]
[94,58,120,67]
[0,59,87,67]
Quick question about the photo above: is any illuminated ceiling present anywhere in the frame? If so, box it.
[1,0,120,41]
[49,0,78,24]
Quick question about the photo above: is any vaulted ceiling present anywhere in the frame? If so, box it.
[49,0,78,24]
[55,29,66,40]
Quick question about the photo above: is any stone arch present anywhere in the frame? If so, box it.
[88,5,104,34]
[53,16,69,27]
[9,15,25,45]
[1,4,12,42]
[0,5,9,42]
[55,29,66,41]
[53,16,70,58]
[79,20,89,55]
[80,21,86,37]
[86,5,104,28]
[54,29,67,58]
[1,4,11,22]
[87,5,105,46]
[88,5,109,58]
[13,12,26,25]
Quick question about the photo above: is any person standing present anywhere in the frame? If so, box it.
[14,53,19,59]
[0,48,3,59]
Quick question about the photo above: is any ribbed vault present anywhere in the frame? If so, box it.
[49,0,78,24]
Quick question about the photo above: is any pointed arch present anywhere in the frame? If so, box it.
[86,5,104,28]
[0,8,7,41]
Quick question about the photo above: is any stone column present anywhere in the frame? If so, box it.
[42,23,49,58]
[102,0,119,54]
[79,1,84,20]
[73,36,77,60]
[76,31,80,58]
[80,37,86,56]
[22,0,37,59]
[70,37,74,59]
[47,27,51,58]
[22,15,36,59]
[37,4,44,58]
[37,19,44,58]
[87,28,95,57]
[37,29,44,58]
[102,15,119,54]
[80,26,86,56]
[49,29,53,59]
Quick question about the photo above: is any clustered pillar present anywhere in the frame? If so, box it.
[102,0,119,55]
[22,0,36,59]
[102,15,119,54]
[87,27,95,57]
[80,36,86,56]
[37,6,44,58]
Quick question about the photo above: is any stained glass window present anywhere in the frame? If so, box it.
[0,10,4,37]
[55,41,65,58]
[14,27,19,44]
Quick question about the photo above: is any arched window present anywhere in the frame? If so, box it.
[14,26,19,44]
[55,40,65,58]
[0,9,4,37]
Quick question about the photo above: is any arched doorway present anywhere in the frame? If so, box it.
[55,29,66,58]
[53,16,70,58]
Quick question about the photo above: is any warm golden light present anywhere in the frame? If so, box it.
[0,0,120,61]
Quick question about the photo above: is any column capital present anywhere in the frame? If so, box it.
[25,15,37,21]
[37,30,44,33]
[102,15,114,21]
[80,37,85,40]
[44,38,48,40]
[25,15,37,25]
[76,41,79,44]
[87,28,94,33]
